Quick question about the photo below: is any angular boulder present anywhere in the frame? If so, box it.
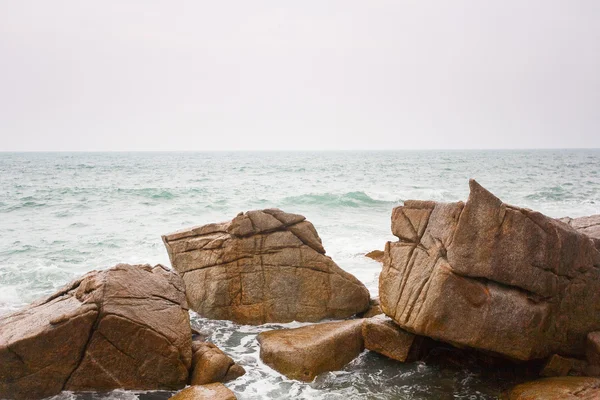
[508,377,600,400]
[163,209,370,324]
[362,315,418,362]
[190,341,245,385]
[379,180,600,361]
[169,383,237,400]
[257,320,364,381]
[0,264,192,400]
[540,354,587,377]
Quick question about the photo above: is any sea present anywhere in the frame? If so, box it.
[1,150,599,400]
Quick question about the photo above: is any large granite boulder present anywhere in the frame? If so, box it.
[257,320,364,381]
[0,264,192,400]
[508,377,600,400]
[163,209,370,324]
[379,180,600,361]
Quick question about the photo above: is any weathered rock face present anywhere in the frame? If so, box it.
[540,354,587,377]
[508,377,600,400]
[169,383,237,400]
[257,320,364,381]
[379,180,600,361]
[560,215,600,249]
[0,264,192,400]
[163,209,370,324]
[362,316,418,362]
[190,341,245,386]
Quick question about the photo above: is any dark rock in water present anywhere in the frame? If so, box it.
[169,383,237,400]
[365,249,385,263]
[257,319,364,381]
[540,354,587,377]
[162,208,370,324]
[361,315,419,362]
[189,340,245,385]
[508,377,600,400]
[0,264,192,400]
[379,179,600,361]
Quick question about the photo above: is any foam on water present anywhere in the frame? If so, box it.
[1,150,599,399]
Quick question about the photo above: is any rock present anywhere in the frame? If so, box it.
[560,215,600,248]
[257,319,364,381]
[169,383,237,400]
[163,209,370,324]
[540,354,587,377]
[365,250,385,263]
[379,180,600,361]
[361,315,418,362]
[0,264,192,400]
[508,377,600,400]
[357,297,383,318]
[586,331,600,376]
[190,341,245,385]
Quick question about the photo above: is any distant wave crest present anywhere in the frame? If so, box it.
[282,191,397,208]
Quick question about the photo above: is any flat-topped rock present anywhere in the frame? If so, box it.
[379,180,600,361]
[163,209,370,324]
[257,319,364,381]
[0,264,192,400]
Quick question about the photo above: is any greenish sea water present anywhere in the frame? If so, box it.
[1,150,599,399]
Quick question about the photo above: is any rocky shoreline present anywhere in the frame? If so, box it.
[2,180,600,399]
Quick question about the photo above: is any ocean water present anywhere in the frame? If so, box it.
[1,150,599,400]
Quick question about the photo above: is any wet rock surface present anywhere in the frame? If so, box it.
[163,209,370,324]
[0,264,192,400]
[379,180,600,361]
[257,319,364,381]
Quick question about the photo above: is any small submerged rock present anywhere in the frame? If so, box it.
[190,340,245,385]
[162,208,370,325]
[0,264,192,400]
[257,319,364,381]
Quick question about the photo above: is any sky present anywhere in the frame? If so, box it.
[0,1,599,151]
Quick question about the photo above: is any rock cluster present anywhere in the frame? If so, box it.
[0,264,192,400]
[163,208,370,324]
[379,179,600,361]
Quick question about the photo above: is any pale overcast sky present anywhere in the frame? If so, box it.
[0,1,599,151]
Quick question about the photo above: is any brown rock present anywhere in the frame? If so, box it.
[169,383,237,400]
[560,215,600,248]
[362,316,417,362]
[365,250,385,263]
[586,331,600,376]
[508,377,600,400]
[379,180,600,361]
[190,341,245,385]
[0,264,192,400]
[540,354,587,377]
[357,297,383,318]
[163,209,370,324]
[257,320,364,381]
